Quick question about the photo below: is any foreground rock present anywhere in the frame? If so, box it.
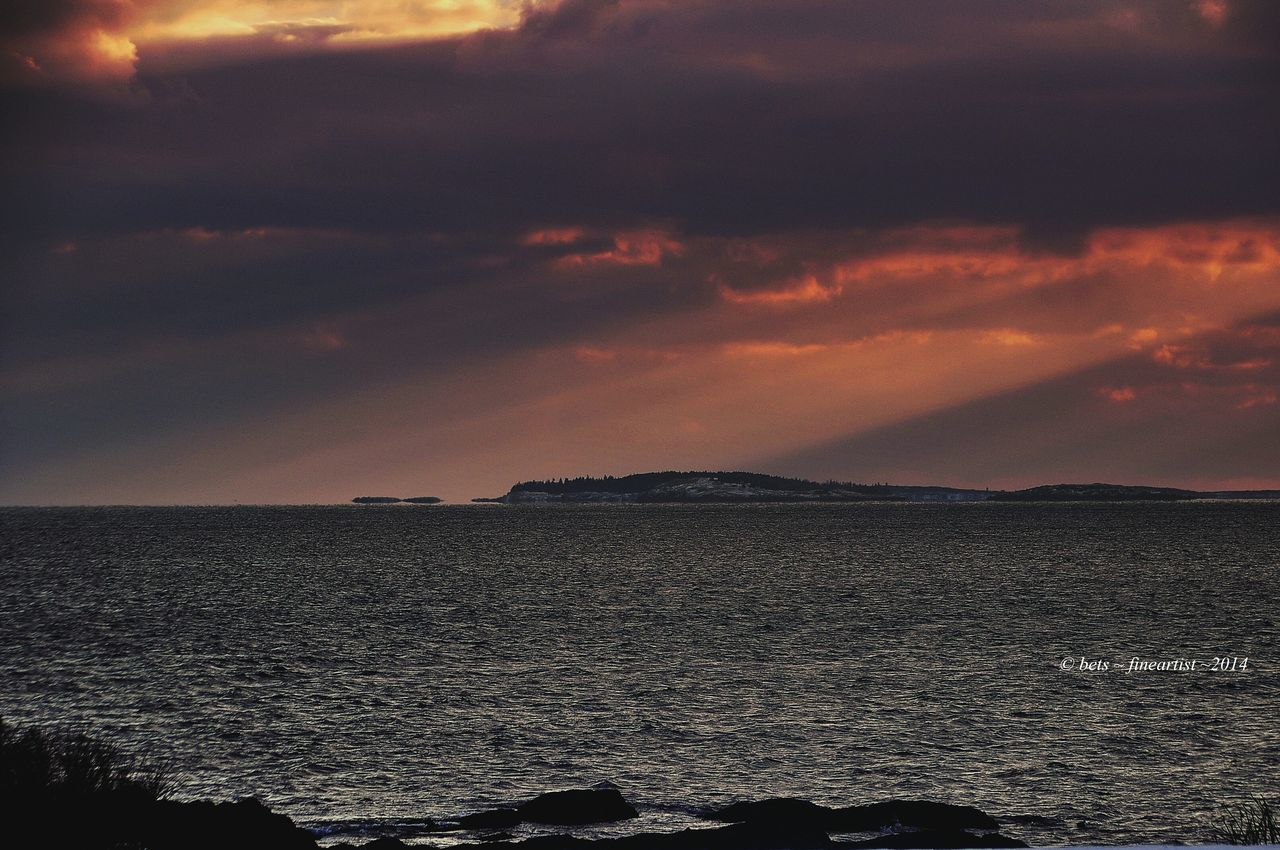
[28,793,320,850]
[518,788,639,824]
[456,788,639,829]
[142,798,320,849]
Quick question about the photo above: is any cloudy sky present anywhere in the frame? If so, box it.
[2,0,1278,503]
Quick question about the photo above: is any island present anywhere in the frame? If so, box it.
[990,483,1280,501]
[472,471,988,503]
[987,483,1198,502]
[352,496,442,504]
[473,472,1280,504]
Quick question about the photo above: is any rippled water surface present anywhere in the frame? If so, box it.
[2,504,1278,845]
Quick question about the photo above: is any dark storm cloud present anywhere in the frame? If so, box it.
[4,0,1278,241]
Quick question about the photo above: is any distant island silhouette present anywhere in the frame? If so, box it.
[471,471,1280,504]
[352,496,442,504]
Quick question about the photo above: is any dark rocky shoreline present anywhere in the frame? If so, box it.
[423,793,1028,850]
[33,787,1029,849]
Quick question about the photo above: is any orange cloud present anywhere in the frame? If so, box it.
[832,250,1047,286]
[1129,327,1160,347]
[722,341,833,357]
[980,329,1040,346]
[1101,386,1137,403]
[1237,388,1277,410]
[810,221,1277,285]
[720,330,942,358]
[1195,0,1229,27]
[1087,221,1280,281]
[718,274,842,305]
[1155,343,1274,371]
[555,230,683,269]
[1155,344,1206,369]
[523,227,585,246]
[709,222,1280,375]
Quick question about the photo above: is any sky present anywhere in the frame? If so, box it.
[1,0,1278,504]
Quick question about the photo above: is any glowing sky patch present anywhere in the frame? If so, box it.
[133,0,523,42]
[1,0,527,82]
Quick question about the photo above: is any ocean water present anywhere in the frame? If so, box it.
[1,503,1277,846]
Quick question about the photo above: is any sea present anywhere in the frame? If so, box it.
[1,503,1277,846]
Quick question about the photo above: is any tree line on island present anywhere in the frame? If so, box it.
[510,471,896,496]
[352,471,1280,505]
